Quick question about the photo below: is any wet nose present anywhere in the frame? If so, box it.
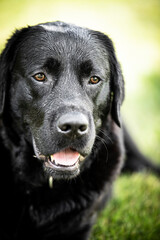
[57,112,89,138]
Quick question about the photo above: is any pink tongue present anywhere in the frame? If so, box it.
[52,148,80,166]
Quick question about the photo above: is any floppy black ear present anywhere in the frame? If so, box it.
[92,31,125,127]
[109,56,125,127]
[0,47,9,115]
[0,27,30,116]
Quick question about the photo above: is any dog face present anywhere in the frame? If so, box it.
[0,22,124,181]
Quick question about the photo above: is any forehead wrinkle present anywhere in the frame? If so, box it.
[39,25,93,58]
[16,27,109,78]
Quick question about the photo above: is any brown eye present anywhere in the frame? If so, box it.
[89,76,101,84]
[33,73,46,81]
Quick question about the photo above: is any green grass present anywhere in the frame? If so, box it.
[90,173,160,240]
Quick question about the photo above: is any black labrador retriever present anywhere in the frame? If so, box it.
[0,21,159,240]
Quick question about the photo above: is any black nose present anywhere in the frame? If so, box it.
[57,112,89,138]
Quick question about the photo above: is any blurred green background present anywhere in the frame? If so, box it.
[0,0,160,239]
[0,0,160,162]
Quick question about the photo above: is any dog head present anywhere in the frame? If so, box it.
[0,22,124,182]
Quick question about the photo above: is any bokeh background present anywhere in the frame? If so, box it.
[0,0,160,239]
[1,0,160,162]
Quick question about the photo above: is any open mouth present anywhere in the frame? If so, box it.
[34,146,85,171]
[44,148,85,171]
[32,138,85,181]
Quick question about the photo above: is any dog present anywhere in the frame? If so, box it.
[0,21,159,240]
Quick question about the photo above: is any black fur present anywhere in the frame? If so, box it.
[0,21,159,240]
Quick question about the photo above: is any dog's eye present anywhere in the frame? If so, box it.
[33,73,46,81]
[89,76,101,84]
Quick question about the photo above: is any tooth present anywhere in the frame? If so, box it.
[50,155,54,163]
[54,160,59,166]
[79,155,85,162]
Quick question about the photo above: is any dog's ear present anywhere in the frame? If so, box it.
[109,56,125,127]
[92,31,125,127]
[0,27,30,116]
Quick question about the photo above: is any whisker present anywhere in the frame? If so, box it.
[98,129,113,144]
[96,135,109,163]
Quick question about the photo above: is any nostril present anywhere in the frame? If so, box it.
[57,112,89,137]
[59,124,71,132]
[79,124,88,132]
